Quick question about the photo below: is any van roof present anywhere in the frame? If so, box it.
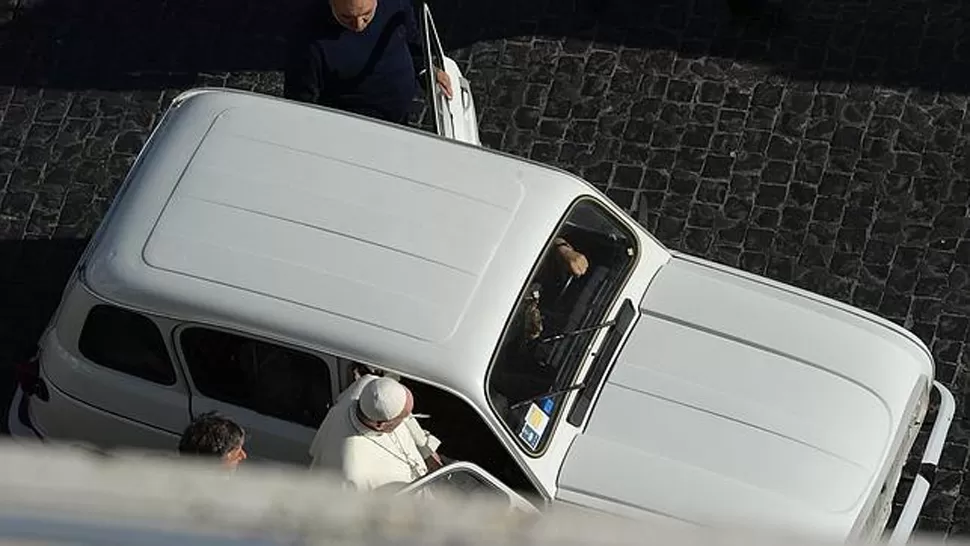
[82,88,594,400]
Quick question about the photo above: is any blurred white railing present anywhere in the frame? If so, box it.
[0,441,953,546]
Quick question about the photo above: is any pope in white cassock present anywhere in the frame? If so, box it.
[308,372,444,491]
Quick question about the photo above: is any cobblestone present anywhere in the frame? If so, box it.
[2,0,970,536]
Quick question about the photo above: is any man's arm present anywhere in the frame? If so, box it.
[404,416,441,456]
[403,0,454,99]
[403,0,428,81]
[553,237,589,276]
[283,39,324,104]
[342,439,382,491]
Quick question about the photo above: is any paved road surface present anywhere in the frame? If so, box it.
[2,0,970,536]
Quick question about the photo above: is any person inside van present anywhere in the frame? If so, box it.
[177,412,248,471]
[520,236,589,341]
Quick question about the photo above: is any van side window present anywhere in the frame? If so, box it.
[77,305,177,385]
[179,327,333,428]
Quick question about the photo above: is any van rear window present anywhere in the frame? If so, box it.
[78,305,177,386]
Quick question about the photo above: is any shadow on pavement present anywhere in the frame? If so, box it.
[0,0,312,90]
[431,0,970,94]
[0,238,87,430]
[0,0,968,94]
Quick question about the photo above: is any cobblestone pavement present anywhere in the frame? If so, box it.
[2,0,970,536]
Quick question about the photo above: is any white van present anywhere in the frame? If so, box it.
[6,83,954,544]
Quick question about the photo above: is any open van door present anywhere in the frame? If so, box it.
[420,3,481,146]
[398,461,539,515]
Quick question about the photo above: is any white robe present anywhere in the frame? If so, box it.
[308,374,441,491]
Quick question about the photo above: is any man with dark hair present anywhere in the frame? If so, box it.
[177,412,248,471]
[284,0,452,126]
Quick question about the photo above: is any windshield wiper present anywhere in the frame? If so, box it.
[509,382,586,411]
[536,319,616,344]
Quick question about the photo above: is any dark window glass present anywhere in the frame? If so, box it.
[78,305,176,385]
[180,328,333,427]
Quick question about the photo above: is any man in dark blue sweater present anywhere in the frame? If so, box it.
[284,0,452,126]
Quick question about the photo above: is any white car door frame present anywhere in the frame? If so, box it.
[420,3,481,146]
[399,461,539,514]
[171,323,340,466]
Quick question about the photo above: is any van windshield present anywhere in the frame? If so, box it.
[487,199,638,453]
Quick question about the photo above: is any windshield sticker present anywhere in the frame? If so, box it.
[539,397,555,415]
[519,403,550,450]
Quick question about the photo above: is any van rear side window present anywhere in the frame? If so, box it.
[77,305,177,386]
